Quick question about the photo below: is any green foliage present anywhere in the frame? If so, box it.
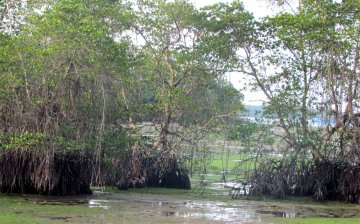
[0,131,92,152]
[229,120,275,150]
[102,130,132,159]
[1,0,246,144]
[198,1,256,64]
[1,132,45,151]
[1,0,249,195]
[0,34,20,100]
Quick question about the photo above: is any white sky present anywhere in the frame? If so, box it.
[191,0,274,105]
[192,0,275,18]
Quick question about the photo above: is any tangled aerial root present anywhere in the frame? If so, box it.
[243,158,360,203]
[116,146,190,190]
[0,149,92,195]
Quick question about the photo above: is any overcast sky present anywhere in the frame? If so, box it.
[192,0,275,18]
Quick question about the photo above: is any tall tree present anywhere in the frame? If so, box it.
[224,0,360,200]
[128,0,244,152]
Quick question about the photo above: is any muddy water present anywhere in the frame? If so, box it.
[97,192,270,223]
[79,192,261,224]
[26,190,360,224]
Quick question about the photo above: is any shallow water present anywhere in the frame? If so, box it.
[86,192,264,223]
[22,190,360,224]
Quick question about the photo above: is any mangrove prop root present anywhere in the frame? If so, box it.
[116,147,190,190]
[0,149,92,195]
[242,158,360,203]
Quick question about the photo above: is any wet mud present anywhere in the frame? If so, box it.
[20,190,360,224]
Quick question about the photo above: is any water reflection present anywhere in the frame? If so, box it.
[87,193,264,223]
[257,210,297,218]
[23,191,360,223]
[184,201,261,223]
[88,199,110,209]
[208,181,251,197]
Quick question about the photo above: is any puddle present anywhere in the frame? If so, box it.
[21,191,360,223]
[162,210,176,216]
[90,192,360,222]
[257,210,297,218]
[50,216,72,221]
[208,182,251,196]
[82,192,265,223]
[88,199,110,209]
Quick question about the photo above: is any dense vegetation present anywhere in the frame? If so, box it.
[0,0,360,203]
[229,0,360,202]
[0,0,244,194]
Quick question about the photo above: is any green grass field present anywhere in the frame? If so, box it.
[0,195,104,224]
[268,218,360,224]
[187,149,257,183]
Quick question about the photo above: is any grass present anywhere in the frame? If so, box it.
[268,218,360,224]
[0,194,104,224]
[188,150,256,182]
